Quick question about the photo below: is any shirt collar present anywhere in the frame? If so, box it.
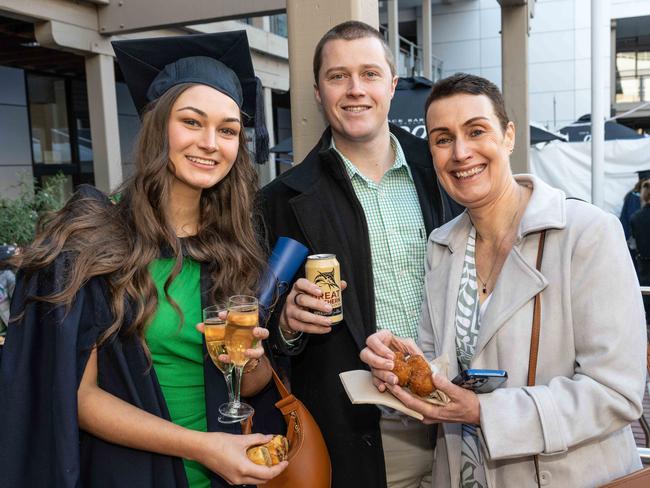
[331,133,412,181]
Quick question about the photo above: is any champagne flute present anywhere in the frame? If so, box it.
[218,295,258,421]
[203,303,245,424]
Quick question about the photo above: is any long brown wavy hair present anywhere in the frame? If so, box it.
[17,82,266,349]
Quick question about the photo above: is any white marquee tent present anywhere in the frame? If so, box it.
[530,138,650,217]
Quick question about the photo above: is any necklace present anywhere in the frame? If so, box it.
[475,188,524,295]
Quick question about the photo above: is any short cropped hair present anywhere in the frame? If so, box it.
[424,73,510,132]
[312,20,396,84]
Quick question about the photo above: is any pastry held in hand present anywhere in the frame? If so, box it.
[392,351,411,387]
[389,349,449,404]
[339,354,450,420]
[406,355,435,397]
[246,435,289,467]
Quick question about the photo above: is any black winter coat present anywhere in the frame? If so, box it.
[259,125,459,488]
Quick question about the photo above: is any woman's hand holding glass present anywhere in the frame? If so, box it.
[199,301,268,424]
[196,320,269,369]
[360,330,481,425]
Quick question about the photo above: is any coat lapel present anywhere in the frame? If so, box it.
[425,214,471,378]
[425,220,468,488]
[425,241,465,487]
[474,240,548,358]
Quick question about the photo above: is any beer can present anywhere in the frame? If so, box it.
[305,254,343,324]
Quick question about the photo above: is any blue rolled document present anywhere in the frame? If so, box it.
[258,236,309,325]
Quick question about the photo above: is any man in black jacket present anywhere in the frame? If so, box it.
[260,21,459,488]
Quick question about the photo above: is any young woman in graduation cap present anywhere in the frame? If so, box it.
[0,32,286,488]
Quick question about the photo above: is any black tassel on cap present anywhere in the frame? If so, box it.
[253,77,270,165]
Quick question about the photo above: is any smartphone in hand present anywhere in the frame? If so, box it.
[452,369,508,394]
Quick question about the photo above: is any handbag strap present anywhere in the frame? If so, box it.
[241,367,290,435]
[527,230,547,388]
[272,368,290,398]
[528,230,547,488]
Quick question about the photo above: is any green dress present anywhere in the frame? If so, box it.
[146,257,211,488]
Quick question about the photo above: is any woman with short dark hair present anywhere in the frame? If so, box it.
[361,73,646,488]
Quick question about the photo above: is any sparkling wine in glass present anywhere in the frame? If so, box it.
[218,295,258,422]
[203,304,244,424]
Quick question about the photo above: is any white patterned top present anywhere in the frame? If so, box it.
[455,228,488,488]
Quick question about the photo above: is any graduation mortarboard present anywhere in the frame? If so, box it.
[111,31,268,164]
[637,169,650,181]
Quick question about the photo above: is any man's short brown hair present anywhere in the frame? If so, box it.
[312,20,396,84]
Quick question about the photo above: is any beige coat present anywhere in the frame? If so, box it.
[419,175,647,488]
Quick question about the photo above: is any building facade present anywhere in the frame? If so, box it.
[1,0,647,200]
[413,0,650,132]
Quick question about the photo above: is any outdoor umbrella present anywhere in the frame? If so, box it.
[559,114,644,142]
[388,76,432,139]
[390,77,572,146]
[530,122,568,144]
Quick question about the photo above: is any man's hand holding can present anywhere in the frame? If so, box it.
[279,278,347,336]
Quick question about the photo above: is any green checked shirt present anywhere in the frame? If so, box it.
[332,134,427,341]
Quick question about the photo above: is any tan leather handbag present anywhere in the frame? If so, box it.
[245,369,332,488]
[599,467,650,488]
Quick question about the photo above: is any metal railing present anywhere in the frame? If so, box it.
[378,25,443,80]
[640,447,650,465]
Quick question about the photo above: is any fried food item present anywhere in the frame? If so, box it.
[267,435,289,464]
[246,435,289,467]
[406,354,429,372]
[247,445,272,466]
[392,351,412,387]
[406,354,435,397]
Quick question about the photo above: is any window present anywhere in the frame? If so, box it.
[270,14,287,38]
[26,73,94,194]
[27,74,72,164]
[615,15,650,104]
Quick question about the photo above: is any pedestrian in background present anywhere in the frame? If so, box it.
[631,178,650,327]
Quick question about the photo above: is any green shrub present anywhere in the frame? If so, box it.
[0,174,67,246]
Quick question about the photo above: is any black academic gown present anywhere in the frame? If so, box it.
[0,240,282,488]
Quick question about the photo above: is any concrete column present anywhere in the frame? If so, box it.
[422,0,432,80]
[591,0,605,207]
[286,0,379,163]
[387,0,400,73]
[84,53,122,192]
[610,19,617,107]
[501,4,530,174]
[257,86,277,186]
